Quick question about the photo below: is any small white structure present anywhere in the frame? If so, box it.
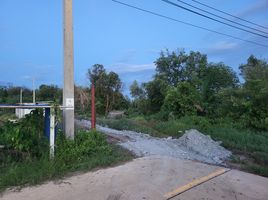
[15,103,34,118]
[107,111,125,119]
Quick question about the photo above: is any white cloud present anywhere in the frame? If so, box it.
[237,0,268,17]
[204,41,239,55]
[109,63,156,73]
[115,49,137,63]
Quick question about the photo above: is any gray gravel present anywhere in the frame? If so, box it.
[76,120,231,165]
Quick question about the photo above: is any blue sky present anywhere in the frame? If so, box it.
[0,0,268,94]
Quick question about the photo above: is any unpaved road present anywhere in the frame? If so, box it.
[2,156,268,200]
[76,120,231,165]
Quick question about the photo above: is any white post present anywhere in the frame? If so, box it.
[50,108,55,159]
[32,78,36,104]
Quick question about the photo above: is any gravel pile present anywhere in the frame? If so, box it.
[177,129,232,164]
[76,120,232,165]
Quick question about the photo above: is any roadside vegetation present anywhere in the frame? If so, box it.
[0,48,267,184]
[98,49,268,177]
[0,110,132,192]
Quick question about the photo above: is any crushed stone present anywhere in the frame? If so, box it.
[76,120,232,165]
[177,129,232,164]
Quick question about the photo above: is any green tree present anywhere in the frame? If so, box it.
[155,49,208,87]
[145,78,168,113]
[155,50,187,86]
[130,80,145,99]
[147,50,208,114]
[87,64,127,115]
[201,63,239,116]
[105,72,123,113]
[36,84,62,103]
[238,55,268,130]
[162,82,201,119]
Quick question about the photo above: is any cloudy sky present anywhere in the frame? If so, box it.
[0,0,268,94]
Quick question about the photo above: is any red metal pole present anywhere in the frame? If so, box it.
[91,84,96,129]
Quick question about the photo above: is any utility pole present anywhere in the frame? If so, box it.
[20,88,23,104]
[32,78,36,104]
[63,0,74,139]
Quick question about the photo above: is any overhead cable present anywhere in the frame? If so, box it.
[161,0,268,39]
[192,0,268,30]
[111,0,268,48]
[175,0,268,36]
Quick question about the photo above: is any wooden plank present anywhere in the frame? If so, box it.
[164,168,230,199]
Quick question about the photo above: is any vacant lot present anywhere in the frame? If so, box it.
[98,116,268,177]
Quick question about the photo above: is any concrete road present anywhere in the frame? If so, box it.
[1,156,268,200]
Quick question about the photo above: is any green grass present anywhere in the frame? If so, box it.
[98,118,166,137]
[0,130,133,192]
[98,116,268,177]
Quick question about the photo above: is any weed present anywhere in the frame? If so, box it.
[0,129,133,192]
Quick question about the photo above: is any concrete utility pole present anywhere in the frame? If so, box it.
[63,0,75,139]
[20,88,23,104]
[32,78,36,104]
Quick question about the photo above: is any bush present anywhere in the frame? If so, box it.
[0,130,132,191]
[0,109,48,158]
[55,130,112,166]
[161,82,201,118]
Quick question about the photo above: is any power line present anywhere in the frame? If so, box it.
[176,0,268,36]
[111,0,268,48]
[192,0,268,30]
[161,0,268,39]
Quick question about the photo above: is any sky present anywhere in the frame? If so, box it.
[0,0,268,95]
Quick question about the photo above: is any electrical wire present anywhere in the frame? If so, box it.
[161,0,268,39]
[192,0,268,30]
[175,0,268,36]
[111,0,268,48]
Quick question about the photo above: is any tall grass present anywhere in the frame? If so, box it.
[0,130,132,192]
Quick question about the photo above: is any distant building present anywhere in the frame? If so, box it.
[15,103,34,119]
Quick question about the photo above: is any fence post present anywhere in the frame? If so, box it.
[49,108,55,159]
[44,108,50,139]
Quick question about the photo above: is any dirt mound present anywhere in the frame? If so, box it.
[178,129,232,164]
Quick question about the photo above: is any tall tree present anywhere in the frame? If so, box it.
[238,55,268,129]
[87,64,126,115]
[130,80,145,99]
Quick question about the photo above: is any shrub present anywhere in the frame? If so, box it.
[161,82,201,119]
[0,130,132,191]
[0,109,48,157]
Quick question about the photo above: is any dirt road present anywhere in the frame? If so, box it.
[2,156,267,200]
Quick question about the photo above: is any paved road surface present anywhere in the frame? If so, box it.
[2,156,268,200]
